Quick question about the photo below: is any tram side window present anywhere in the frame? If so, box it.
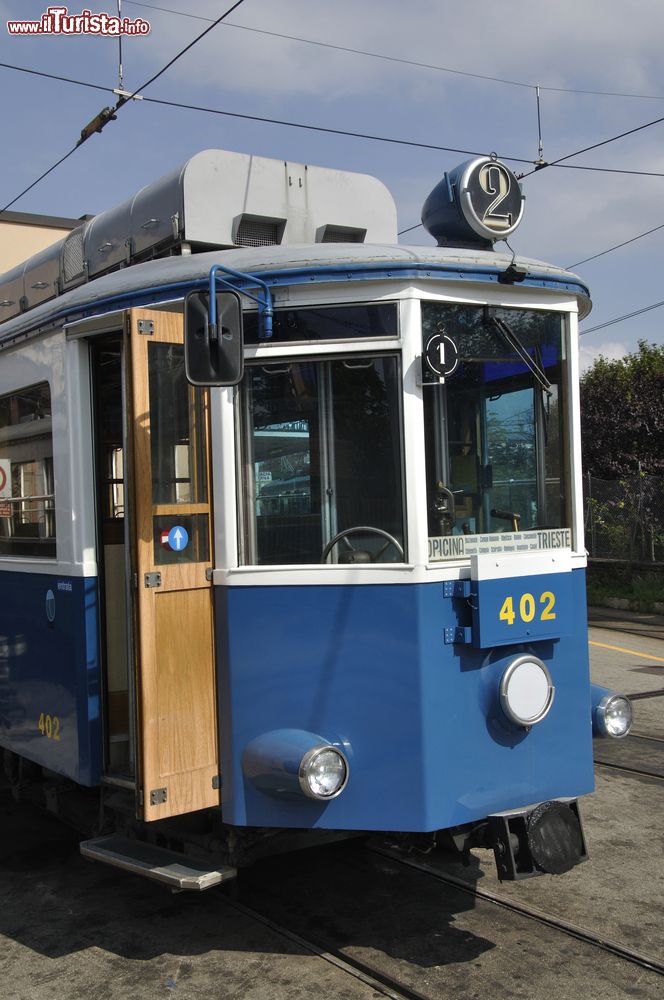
[241,355,405,565]
[0,383,56,557]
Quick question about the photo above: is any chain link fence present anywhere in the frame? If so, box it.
[584,473,664,563]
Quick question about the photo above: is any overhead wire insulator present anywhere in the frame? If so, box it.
[77,106,118,146]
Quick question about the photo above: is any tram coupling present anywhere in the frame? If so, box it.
[487,799,588,880]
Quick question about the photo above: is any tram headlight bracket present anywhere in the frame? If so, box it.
[499,655,555,728]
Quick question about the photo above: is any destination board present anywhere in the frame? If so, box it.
[428,528,572,562]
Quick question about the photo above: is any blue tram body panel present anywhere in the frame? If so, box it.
[216,567,593,831]
[0,571,101,786]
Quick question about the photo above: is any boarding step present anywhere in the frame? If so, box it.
[80,834,237,891]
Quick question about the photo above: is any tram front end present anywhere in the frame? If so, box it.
[187,158,632,880]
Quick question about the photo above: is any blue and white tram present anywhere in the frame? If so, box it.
[0,150,632,885]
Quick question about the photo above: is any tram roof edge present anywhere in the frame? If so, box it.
[0,243,591,348]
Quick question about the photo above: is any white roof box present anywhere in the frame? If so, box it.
[85,149,397,279]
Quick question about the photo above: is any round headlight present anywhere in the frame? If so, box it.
[500,656,555,727]
[298,746,349,800]
[595,694,632,738]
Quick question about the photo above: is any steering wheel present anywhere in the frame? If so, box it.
[321,526,405,564]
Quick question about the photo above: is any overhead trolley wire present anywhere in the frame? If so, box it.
[114,0,246,109]
[580,299,664,336]
[0,61,533,171]
[518,110,664,178]
[0,64,109,93]
[0,0,247,213]
[131,93,534,162]
[398,112,664,238]
[0,146,84,214]
[568,221,664,269]
[4,62,664,184]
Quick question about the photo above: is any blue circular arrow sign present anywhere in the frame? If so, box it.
[167,525,189,552]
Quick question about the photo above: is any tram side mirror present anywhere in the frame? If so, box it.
[184,290,244,386]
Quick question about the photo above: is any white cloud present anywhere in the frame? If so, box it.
[579,340,629,371]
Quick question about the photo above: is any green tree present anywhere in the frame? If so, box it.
[580,340,664,478]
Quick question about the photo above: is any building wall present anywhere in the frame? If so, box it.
[0,212,84,274]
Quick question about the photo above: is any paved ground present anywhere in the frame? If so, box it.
[2,773,663,1000]
[0,790,383,1000]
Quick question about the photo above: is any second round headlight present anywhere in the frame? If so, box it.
[595,694,632,738]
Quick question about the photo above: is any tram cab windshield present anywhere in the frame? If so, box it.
[422,302,569,556]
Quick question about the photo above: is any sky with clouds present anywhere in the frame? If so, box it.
[2,0,664,369]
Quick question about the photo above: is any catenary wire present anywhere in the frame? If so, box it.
[4,62,664,184]
[568,221,664,269]
[124,0,664,103]
[0,62,664,181]
[113,0,246,107]
[580,299,664,336]
[4,55,664,274]
[518,111,664,178]
[0,145,83,214]
[0,63,110,93]
[5,59,664,250]
[0,63,533,172]
[3,70,663,337]
[3,9,664,330]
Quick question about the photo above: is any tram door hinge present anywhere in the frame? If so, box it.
[144,572,162,588]
[212,775,221,790]
[443,580,472,599]
[137,318,154,336]
[444,626,473,645]
[150,787,168,806]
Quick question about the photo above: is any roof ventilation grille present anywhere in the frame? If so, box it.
[234,215,285,247]
[317,225,366,244]
[61,230,86,284]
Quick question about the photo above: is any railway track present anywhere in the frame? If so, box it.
[594,732,664,781]
[222,894,435,1000]
[365,846,664,979]
[224,837,664,1000]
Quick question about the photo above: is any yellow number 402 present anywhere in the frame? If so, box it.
[499,592,556,627]
[38,713,62,741]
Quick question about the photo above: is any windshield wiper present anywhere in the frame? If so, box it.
[484,311,553,397]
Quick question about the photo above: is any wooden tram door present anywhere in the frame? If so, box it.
[128,307,220,821]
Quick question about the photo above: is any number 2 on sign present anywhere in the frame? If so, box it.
[499,592,556,626]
